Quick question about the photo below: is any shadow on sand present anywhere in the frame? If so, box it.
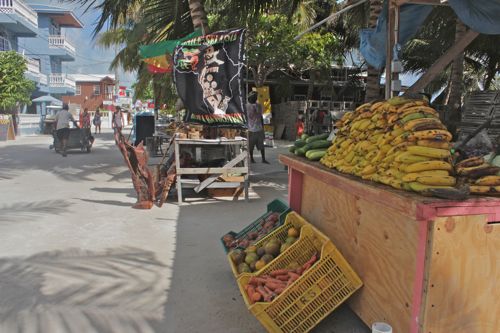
[0,200,74,223]
[0,247,168,333]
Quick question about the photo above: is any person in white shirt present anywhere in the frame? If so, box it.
[246,93,269,164]
[54,104,78,157]
[112,106,124,143]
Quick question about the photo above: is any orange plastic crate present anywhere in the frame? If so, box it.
[237,214,363,333]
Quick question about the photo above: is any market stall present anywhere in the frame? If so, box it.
[281,154,499,333]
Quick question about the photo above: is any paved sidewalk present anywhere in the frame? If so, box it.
[0,132,369,333]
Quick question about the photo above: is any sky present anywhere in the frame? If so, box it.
[26,0,135,87]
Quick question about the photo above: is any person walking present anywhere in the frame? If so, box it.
[81,108,91,129]
[247,93,269,164]
[54,104,78,157]
[112,106,124,143]
[93,109,102,134]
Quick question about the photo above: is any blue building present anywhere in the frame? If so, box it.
[1,1,83,114]
[19,3,83,100]
[0,0,42,89]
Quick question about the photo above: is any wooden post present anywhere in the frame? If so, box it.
[405,29,479,95]
[392,4,400,95]
[385,1,395,99]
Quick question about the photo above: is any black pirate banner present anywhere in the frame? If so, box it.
[173,28,246,127]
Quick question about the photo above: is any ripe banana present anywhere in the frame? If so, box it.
[340,139,353,149]
[385,168,404,179]
[422,187,469,200]
[345,151,356,164]
[387,142,410,156]
[409,182,455,192]
[475,176,500,186]
[400,106,438,118]
[403,118,444,132]
[416,175,456,186]
[393,132,416,145]
[356,103,372,112]
[395,152,432,164]
[387,96,410,106]
[380,144,392,153]
[408,129,452,142]
[407,145,451,159]
[455,156,484,169]
[400,112,425,124]
[370,101,385,112]
[397,100,428,113]
[402,170,449,182]
[469,185,492,194]
[387,114,401,124]
[361,165,377,176]
[457,164,500,179]
[416,139,451,150]
[405,161,453,173]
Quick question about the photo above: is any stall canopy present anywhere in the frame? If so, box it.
[32,95,63,105]
[361,0,500,70]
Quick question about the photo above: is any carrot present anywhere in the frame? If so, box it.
[267,277,288,285]
[270,269,289,277]
[249,277,267,286]
[251,291,263,303]
[305,254,318,266]
[265,281,287,291]
[275,274,289,281]
[264,286,275,298]
[257,285,273,302]
[288,271,300,280]
[246,285,257,304]
[274,288,285,295]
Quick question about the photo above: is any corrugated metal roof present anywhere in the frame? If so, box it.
[68,74,116,83]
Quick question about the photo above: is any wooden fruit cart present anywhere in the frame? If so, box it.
[280,154,500,333]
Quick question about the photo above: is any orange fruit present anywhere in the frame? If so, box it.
[287,227,299,238]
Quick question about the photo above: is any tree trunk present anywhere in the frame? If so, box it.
[445,19,466,135]
[307,70,319,100]
[188,0,209,34]
[365,0,383,102]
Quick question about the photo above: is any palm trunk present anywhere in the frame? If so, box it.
[365,0,383,102]
[445,19,466,135]
[188,0,209,34]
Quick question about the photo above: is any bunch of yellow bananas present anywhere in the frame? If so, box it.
[320,97,459,194]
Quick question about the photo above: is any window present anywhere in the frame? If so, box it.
[76,85,81,95]
[0,35,11,52]
[93,85,101,95]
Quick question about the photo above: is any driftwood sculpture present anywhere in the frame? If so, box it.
[117,135,177,209]
[117,139,155,209]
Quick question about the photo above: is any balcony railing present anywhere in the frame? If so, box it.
[24,55,40,74]
[0,0,38,27]
[39,74,47,85]
[48,35,76,55]
[49,74,76,90]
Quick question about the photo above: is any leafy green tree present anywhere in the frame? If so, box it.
[244,14,339,88]
[0,51,35,113]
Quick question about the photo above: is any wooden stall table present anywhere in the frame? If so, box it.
[175,138,249,204]
[280,154,500,333]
